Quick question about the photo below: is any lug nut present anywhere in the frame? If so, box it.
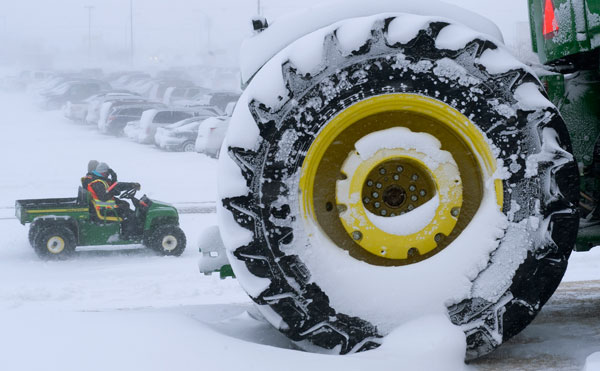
[363,197,370,204]
[409,185,416,192]
[379,168,386,174]
[381,210,387,216]
[397,166,404,172]
[352,231,363,240]
[420,190,426,196]
[411,174,419,181]
[393,174,399,180]
[372,192,379,198]
[451,207,460,217]
[376,183,382,189]
[367,180,373,186]
[374,202,381,208]
[411,195,418,201]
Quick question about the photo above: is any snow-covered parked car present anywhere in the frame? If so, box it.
[91,96,149,127]
[194,116,230,158]
[186,90,240,112]
[148,80,195,101]
[154,117,206,152]
[110,72,151,91]
[37,80,111,110]
[63,90,134,123]
[163,86,209,106]
[123,120,143,142]
[195,102,234,157]
[126,107,220,144]
[99,102,166,135]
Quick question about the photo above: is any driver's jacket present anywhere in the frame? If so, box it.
[87,178,121,221]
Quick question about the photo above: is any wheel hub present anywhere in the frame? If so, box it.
[362,159,435,216]
[162,235,178,251]
[47,236,65,254]
[336,128,463,261]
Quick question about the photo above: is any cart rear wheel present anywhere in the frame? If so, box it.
[33,224,76,260]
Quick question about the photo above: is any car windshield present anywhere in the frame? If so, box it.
[52,83,70,95]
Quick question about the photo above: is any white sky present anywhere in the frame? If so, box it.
[0,0,530,70]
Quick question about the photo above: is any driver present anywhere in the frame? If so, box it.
[82,160,118,189]
[81,160,98,189]
[87,162,139,234]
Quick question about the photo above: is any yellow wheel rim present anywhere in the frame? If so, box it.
[299,93,503,265]
[336,134,463,259]
[47,236,66,254]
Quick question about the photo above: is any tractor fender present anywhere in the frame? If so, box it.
[240,0,503,85]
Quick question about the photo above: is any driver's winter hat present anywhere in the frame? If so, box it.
[87,160,99,173]
[95,162,109,175]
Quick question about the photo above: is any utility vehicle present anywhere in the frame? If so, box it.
[16,184,186,259]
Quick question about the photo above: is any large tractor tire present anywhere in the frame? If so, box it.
[218,14,579,359]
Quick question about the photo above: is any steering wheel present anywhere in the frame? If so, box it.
[120,186,138,200]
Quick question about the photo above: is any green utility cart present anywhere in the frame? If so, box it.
[16,185,186,259]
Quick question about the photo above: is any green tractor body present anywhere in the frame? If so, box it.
[529,0,600,65]
[529,0,600,250]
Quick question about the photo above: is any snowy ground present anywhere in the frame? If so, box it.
[0,90,599,371]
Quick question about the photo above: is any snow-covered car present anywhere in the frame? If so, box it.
[155,69,192,81]
[63,90,134,123]
[86,94,146,126]
[37,80,111,110]
[186,90,240,112]
[194,102,234,157]
[148,80,195,101]
[128,107,219,144]
[123,120,143,142]
[163,86,209,105]
[194,116,230,158]
[110,72,151,90]
[99,102,166,135]
[154,117,206,152]
[127,78,158,97]
[62,100,88,122]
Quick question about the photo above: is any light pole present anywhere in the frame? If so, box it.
[130,0,134,67]
[194,10,211,55]
[84,6,94,61]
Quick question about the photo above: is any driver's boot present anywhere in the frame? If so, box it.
[121,216,137,239]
